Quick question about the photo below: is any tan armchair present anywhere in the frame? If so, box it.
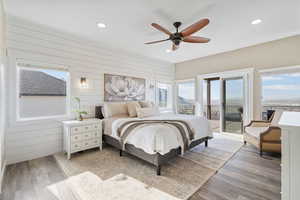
[244,111,282,156]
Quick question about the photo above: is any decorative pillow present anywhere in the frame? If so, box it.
[103,102,129,118]
[139,101,154,108]
[127,101,141,117]
[136,106,160,118]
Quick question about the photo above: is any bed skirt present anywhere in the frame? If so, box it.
[103,135,212,175]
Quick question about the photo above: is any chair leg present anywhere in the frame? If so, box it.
[205,140,208,147]
[244,141,247,145]
[156,165,161,176]
[120,150,123,157]
[260,149,263,157]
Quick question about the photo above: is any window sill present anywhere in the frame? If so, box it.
[15,115,72,124]
[159,108,174,114]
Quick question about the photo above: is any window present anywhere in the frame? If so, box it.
[156,82,173,109]
[177,80,195,115]
[17,63,69,120]
[261,72,300,120]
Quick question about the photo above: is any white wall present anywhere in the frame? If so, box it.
[5,16,175,164]
[0,0,6,191]
[175,35,300,119]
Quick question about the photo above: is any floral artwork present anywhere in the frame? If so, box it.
[104,74,146,101]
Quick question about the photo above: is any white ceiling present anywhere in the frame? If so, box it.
[4,0,300,63]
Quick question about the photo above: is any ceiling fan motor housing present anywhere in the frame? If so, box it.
[170,32,183,45]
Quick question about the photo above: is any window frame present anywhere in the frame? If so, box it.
[175,79,196,115]
[155,81,174,112]
[16,60,71,122]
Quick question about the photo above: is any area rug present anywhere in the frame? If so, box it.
[54,133,243,200]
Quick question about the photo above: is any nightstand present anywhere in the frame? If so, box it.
[62,118,102,159]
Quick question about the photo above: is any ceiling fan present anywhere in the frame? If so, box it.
[145,18,210,51]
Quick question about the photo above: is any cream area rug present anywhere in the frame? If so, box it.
[54,133,243,200]
[48,172,181,200]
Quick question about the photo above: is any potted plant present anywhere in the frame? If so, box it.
[73,97,88,121]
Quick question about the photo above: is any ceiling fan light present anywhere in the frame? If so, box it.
[251,19,262,25]
[97,22,106,28]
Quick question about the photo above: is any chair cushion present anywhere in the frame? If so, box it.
[245,127,269,138]
[271,110,283,126]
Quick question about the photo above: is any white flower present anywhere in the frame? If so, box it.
[105,76,145,100]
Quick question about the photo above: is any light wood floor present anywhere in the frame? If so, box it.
[1,145,281,200]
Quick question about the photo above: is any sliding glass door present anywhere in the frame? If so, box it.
[199,70,252,134]
[221,77,244,134]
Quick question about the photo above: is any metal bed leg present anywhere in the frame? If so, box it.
[156,165,161,176]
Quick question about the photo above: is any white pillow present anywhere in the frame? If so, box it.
[139,101,154,108]
[103,102,129,118]
[127,101,141,117]
[136,106,160,118]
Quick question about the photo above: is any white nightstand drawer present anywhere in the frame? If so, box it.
[92,124,101,130]
[71,126,82,134]
[71,134,82,142]
[82,125,92,132]
[82,140,91,148]
[91,138,101,146]
[81,132,92,140]
[71,141,83,151]
[90,131,101,138]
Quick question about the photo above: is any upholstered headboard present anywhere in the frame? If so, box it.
[95,106,104,119]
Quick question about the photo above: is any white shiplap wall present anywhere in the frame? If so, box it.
[5,16,175,164]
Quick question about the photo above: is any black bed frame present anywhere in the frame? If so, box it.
[103,135,212,176]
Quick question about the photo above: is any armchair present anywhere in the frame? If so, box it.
[244,110,282,156]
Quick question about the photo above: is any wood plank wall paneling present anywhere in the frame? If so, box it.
[5,16,175,164]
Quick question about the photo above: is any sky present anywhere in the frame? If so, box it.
[262,73,300,101]
[41,69,68,81]
[178,81,195,100]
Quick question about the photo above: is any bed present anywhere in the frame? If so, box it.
[96,102,213,175]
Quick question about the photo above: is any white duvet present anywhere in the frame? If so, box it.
[110,114,213,155]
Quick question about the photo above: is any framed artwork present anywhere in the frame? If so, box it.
[104,74,146,101]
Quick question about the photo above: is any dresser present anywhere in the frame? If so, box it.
[62,119,102,159]
[279,112,300,200]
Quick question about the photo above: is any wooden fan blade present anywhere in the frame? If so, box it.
[144,39,170,44]
[180,18,210,37]
[183,36,210,43]
[151,23,172,36]
[172,44,179,51]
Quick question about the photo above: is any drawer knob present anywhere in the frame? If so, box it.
[75,136,78,139]
[85,143,88,145]
[85,127,88,129]
[75,128,78,131]
[75,145,78,147]
[85,135,88,137]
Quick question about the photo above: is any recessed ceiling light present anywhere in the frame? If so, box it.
[251,19,262,25]
[97,22,106,28]
[166,49,171,53]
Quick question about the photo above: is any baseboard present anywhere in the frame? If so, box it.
[0,160,7,194]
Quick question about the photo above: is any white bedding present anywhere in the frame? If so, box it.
[108,114,213,155]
